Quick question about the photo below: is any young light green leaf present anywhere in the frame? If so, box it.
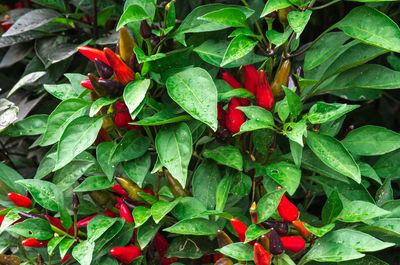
[265,162,301,196]
[163,218,218,235]
[217,242,253,261]
[89,98,117,117]
[203,145,243,171]
[337,201,390,222]
[216,175,232,212]
[116,5,150,30]
[74,175,113,192]
[288,10,312,35]
[133,206,152,228]
[307,102,359,124]
[221,35,258,66]
[283,86,302,119]
[87,215,118,242]
[266,29,293,47]
[72,240,94,265]
[244,224,269,243]
[123,79,150,115]
[257,189,285,223]
[199,8,247,28]
[166,68,218,130]
[261,0,292,17]
[151,198,181,224]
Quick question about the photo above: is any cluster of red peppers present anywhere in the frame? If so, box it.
[213,187,311,265]
[220,65,275,134]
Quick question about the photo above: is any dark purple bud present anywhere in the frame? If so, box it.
[269,228,285,255]
[88,73,108,97]
[263,220,289,236]
[95,58,114,79]
[98,79,124,98]
[18,211,46,220]
[295,66,304,78]
[140,20,152,39]
[122,199,137,212]
[72,193,80,212]
[129,53,140,73]
[266,11,277,19]
[115,42,120,55]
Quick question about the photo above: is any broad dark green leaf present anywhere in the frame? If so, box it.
[172,197,207,220]
[230,172,252,196]
[257,189,285,223]
[74,175,113,192]
[334,6,400,53]
[216,175,232,212]
[137,219,161,249]
[217,243,253,261]
[156,123,192,187]
[116,5,150,30]
[222,35,258,66]
[7,218,53,240]
[288,10,312,35]
[164,236,204,259]
[53,156,95,191]
[337,201,389,222]
[166,68,218,130]
[96,141,117,182]
[307,102,359,124]
[199,7,247,27]
[373,149,400,179]
[7,71,46,97]
[244,224,269,243]
[163,218,218,235]
[265,162,301,196]
[203,145,243,171]
[122,153,151,187]
[123,79,150,115]
[87,215,118,242]
[54,116,103,170]
[3,9,60,37]
[192,161,221,209]
[132,109,191,126]
[111,130,151,164]
[321,189,343,224]
[304,32,350,71]
[41,99,91,147]
[375,179,393,207]
[307,132,361,183]
[342,126,400,156]
[284,87,302,119]
[89,98,117,117]
[2,114,47,137]
[0,163,24,194]
[290,140,302,168]
[151,198,181,224]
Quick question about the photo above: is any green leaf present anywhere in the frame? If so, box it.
[304,32,350,72]
[307,102,359,124]
[199,7,247,28]
[59,238,75,259]
[47,236,65,255]
[72,240,94,265]
[230,172,252,196]
[266,29,293,47]
[321,189,343,224]
[3,9,60,37]
[257,189,285,223]
[342,126,400,156]
[53,157,95,191]
[74,175,113,192]
[41,99,91,147]
[284,120,307,147]
[151,198,181,223]
[164,217,218,235]
[54,116,103,170]
[7,218,53,240]
[132,206,151,228]
[236,106,274,135]
[0,163,24,194]
[265,162,301,196]
[137,219,161,249]
[89,98,117,117]
[261,0,291,17]
[303,223,335,237]
[244,224,269,243]
[2,114,48,137]
[203,145,243,171]
[96,141,117,182]
[134,47,166,64]
[289,140,302,168]
[217,243,253,261]
[132,109,191,126]
[116,5,150,30]
[373,149,400,179]
[221,35,258,66]
[172,197,207,220]
[216,175,232,212]
[0,208,23,235]
[218,88,255,102]
[122,153,151,188]
[192,161,221,210]
[359,162,382,184]
[337,201,389,222]
[283,86,302,119]
[194,39,267,68]
[87,215,118,242]
[155,123,193,187]
[288,10,312,35]
[334,6,400,53]
[166,67,218,130]
[307,132,361,183]
[164,236,204,259]
[111,130,151,164]
[375,179,393,207]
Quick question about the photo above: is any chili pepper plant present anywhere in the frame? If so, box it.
[1,0,400,264]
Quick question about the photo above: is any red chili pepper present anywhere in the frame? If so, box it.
[110,246,141,264]
[112,185,130,199]
[230,218,247,242]
[213,253,224,263]
[115,196,124,209]
[222,72,249,106]
[200,255,213,264]
[280,236,305,253]
[243,64,258,95]
[103,48,135,86]
[143,188,154,196]
[0,216,4,226]
[115,101,134,128]
[61,255,72,263]
[128,124,140,132]
[103,210,118,218]
[253,243,271,265]
[161,257,179,265]
[78,46,109,66]
[80,79,93,90]
[256,70,274,111]
[119,203,134,223]
[225,98,245,134]
[8,193,32,208]
[217,104,227,126]
[292,220,312,238]
[21,238,48,248]
[154,233,180,264]
[268,228,284,255]
[45,215,74,235]
[276,187,299,223]
[15,2,24,8]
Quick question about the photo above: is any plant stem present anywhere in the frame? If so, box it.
[241,0,269,47]
[92,0,98,39]
[51,225,74,239]
[310,0,342,10]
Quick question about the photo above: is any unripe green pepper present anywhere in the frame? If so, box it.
[88,190,117,211]
[164,170,190,198]
[271,60,291,99]
[115,176,145,202]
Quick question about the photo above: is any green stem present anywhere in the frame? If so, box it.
[310,0,342,10]
[73,211,78,239]
[51,225,74,239]
[145,39,152,56]
[144,126,155,145]
[92,0,98,39]
[241,0,269,47]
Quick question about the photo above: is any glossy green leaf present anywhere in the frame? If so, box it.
[303,223,335,237]
[132,109,191,126]
[192,160,221,209]
[87,215,118,242]
[137,219,162,249]
[230,172,252,196]
[284,120,307,147]
[266,29,293,47]
[72,240,94,265]
[290,140,303,168]
[217,243,253,261]
[111,130,151,164]
[199,7,247,27]
[0,163,24,194]
[307,132,361,183]
[261,0,291,17]
[156,123,192,187]
[116,5,150,30]
[151,198,181,224]
[221,35,258,66]
[337,200,389,222]
[96,141,117,182]
[216,175,232,212]
[7,218,53,240]
[164,218,219,235]
[373,149,400,179]
[284,87,302,119]
[54,116,103,170]
[47,236,65,255]
[166,67,218,130]
[164,236,204,259]
[74,175,113,192]
[203,145,243,171]
[342,126,400,156]
[132,206,151,228]
[257,188,285,223]
[2,114,48,137]
[265,162,301,195]
[124,79,150,115]
[321,189,343,224]
[244,224,269,243]
[288,10,312,35]
[89,98,117,117]
[307,102,359,124]
[121,153,151,188]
